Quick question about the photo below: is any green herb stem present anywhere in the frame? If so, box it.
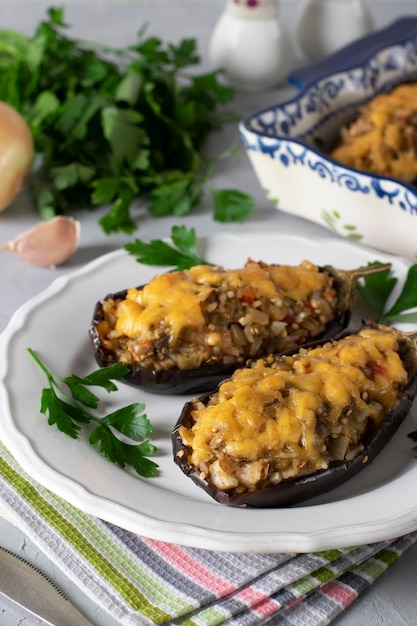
[27,347,52,380]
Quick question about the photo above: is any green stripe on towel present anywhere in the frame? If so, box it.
[0,453,172,624]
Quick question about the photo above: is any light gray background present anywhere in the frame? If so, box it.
[1,2,417,625]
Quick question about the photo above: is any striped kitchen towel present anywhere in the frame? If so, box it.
[0,439,416,626]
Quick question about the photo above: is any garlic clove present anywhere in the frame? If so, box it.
[1,215,80,267]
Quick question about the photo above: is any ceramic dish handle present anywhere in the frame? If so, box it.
[287,16,417,90]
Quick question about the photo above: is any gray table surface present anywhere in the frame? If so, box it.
[1,2,417,625]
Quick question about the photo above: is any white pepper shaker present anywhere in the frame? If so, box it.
[208,0,293,92]
[294,0,373,63]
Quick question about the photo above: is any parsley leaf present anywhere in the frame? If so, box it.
[89,425,157,478]
[125,225,210,270]
[383,265,417,323]
[356,262,396,318]
[212,188,255,222]
[28,348,158,477]
[147,173,204,218]
[0,8,252,233]
[357,262,417,324]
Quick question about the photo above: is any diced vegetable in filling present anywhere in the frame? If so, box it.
[95,259,338,371]
[178,327,408,494]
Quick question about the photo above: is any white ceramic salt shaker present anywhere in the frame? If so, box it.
[294,0,373,62]
[208,0,293,92]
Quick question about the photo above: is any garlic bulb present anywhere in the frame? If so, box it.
[1,216,80,267]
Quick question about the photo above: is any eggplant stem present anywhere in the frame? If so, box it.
[346,263,392,280]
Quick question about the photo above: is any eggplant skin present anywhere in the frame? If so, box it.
[89,266,353,395]
[171,325,417,508]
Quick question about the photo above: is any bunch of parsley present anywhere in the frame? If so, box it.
[0,7,252,233]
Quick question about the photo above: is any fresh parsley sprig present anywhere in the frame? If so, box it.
[211,187,255,223]
[357,262,417,324]
[125,225,212,270]
[28,348,158,477]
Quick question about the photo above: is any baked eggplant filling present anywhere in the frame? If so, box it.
[176,327,409,495]
[94,259,339,372]
[330,82,417,183]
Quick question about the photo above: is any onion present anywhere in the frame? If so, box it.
[0,101,34,212]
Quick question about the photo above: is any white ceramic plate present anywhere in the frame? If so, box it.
[1,233,417,553]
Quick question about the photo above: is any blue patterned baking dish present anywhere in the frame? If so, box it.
[239,17,417,260]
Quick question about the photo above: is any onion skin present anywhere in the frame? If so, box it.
[89,263,390,395]
[0,101,33,212]
[171,323,417,508]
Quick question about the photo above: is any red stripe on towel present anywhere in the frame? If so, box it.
[235,586,278,616]
[145,537,236,596]
[322,580,357,608]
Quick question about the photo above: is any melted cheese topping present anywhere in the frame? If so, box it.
[116,273,211,344]
[179,327,408,493]
[114,260,333,344]
[331,82,417,183]
[97,258,339,371]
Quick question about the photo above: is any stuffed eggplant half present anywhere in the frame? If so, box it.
[172,323,417,507]
[90,259,390,394]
